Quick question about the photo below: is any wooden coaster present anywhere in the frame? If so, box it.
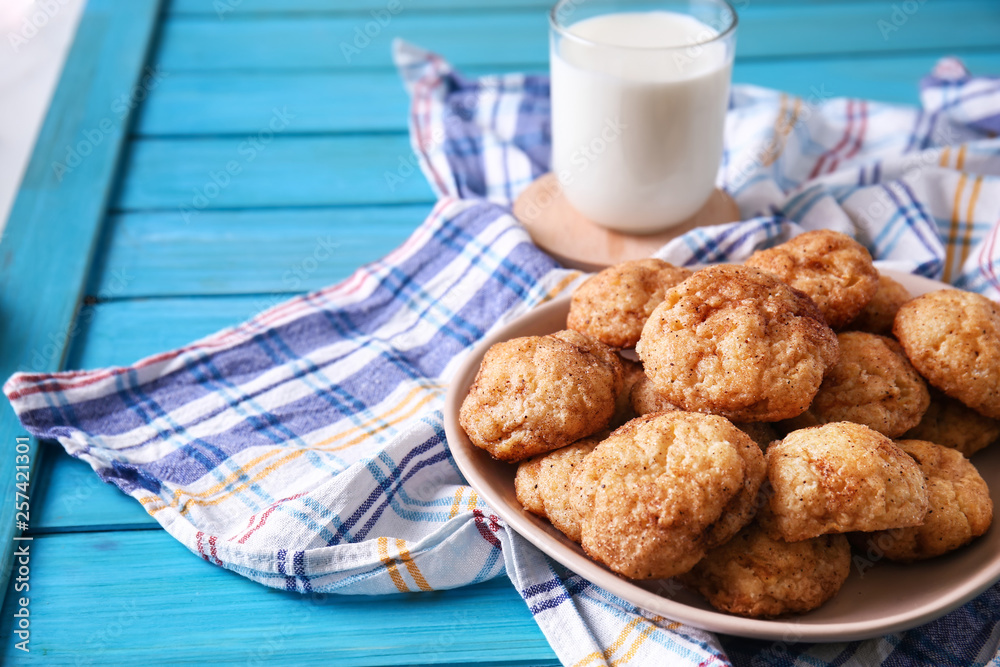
[513,173,741,271]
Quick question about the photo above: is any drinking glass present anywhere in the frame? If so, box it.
[549,0,737,233]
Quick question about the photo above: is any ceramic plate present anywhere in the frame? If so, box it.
[443,269,1000,641]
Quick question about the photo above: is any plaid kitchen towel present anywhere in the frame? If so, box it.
[7,40,1000,666]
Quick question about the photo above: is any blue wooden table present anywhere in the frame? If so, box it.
[1,0,998,663]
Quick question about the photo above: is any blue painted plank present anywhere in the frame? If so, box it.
[134,69,416,136]
[153,2,1000,72]
[134,51,1000,137]
[89,206,423,297]
[170,0,555,13]
[67,296,270,371]
[0,530,557,665]
[116,47,1000,210]
[113,135,434,210]
[167,0,880,12]
[32,443,155,532]
[0,0,164,597]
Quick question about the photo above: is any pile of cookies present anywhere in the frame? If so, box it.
[459,230,997,619]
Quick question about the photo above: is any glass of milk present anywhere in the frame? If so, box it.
[550,0,737,233]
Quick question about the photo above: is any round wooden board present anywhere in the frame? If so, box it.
[513,172,741,271]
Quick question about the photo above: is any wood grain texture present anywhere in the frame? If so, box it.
[66,295,298,371]
[0,530,558,665]
[166,0,897,12]
[0,0,164,597]
[153,2,1000,71]
[113,135,434,210]
[516,178,740,271]
[121,33,1000,211]
[90,206,422,297]
[133,51,1000,135]
[170,0,556,13]
[32,443,156,532]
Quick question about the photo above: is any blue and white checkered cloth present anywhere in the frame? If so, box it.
[7,40,1000,666]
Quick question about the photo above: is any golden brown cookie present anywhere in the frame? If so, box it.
[782,332,929,438]
[854,440,993,562]
[629,374,682,415]
[745,230,878,329]
[567,259,692,349]
[611,357,646,428]
[848,273,911,335]
[459,330,623,462]
[620,355,647,391]
[894,289,1000,419]
[571,412,766,579]
[680,522,850,618]
[550,329,623,370]
[764,422,928,542]
[534,437,601,543]
[514,456,546,517]
[903,389,1000,457]
[636,264,839,422]
[514,437,601,543]
[630,375,777,450]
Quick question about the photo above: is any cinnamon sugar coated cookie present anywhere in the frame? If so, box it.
[848,273,911,335]
[783,332,929,438]
[855,440,993,562]
[737,422,780,451]
[629,376,777,449]
[567,259,692,348]
[636,264,839,422]
[513,457,546,517]
[629,374,682,415]
[903,390,1000,457]
[571,412,765,579]
[745,230,878,329]
[893,289,1000,419]
[459,330,623,462]
[611,357,646,428]
[681,523,850,618]
[764,422,928,542]
[531,437,601,542]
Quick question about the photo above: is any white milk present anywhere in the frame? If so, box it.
[550,11,733,232]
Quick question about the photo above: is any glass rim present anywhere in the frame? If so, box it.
[549,0,738,51]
